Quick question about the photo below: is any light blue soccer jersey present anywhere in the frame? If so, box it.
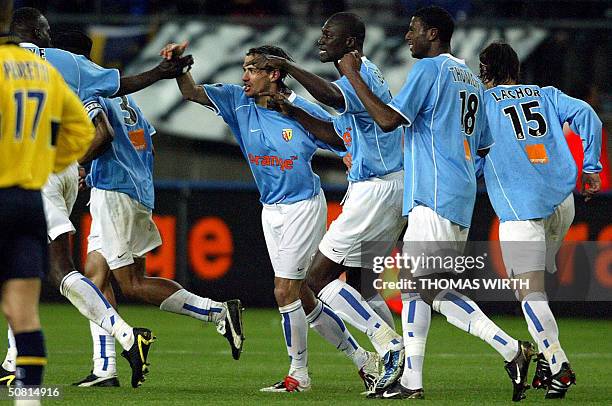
[332,57,403,181]
[20,42,120,102]
[85,96,156,209]
[389,54,493,227]
[202,83,335,205]
[480,85,602,221]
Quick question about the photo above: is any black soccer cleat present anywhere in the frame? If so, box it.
[505,340,536,401]
[120,328,156,388]
[72,372,120,387]
[378,381,424,399]
[216,299,245,360]
[532,353,552,390]
[545,362,576,399]
[0,365,15,386]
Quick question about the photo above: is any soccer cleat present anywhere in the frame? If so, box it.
[120,328,156,388]
[532,353,552,390]
[259,376,311,392]
[374,348,405,391]
[504,340,536,402]
[378,381,424,399]
[72,372,120,387]
[0,366,15,386]
[216,299,245,360]
[545,362,576,399]
[358,351,381,394]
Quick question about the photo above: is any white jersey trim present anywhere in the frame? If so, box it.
[488,155,520,220]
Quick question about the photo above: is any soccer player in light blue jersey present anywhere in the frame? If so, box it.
[478,42,603,399]
[163,41,381,393]
[257,12,407,392]
[338,6,534,401]
[0,8,188,388]
[75,90,245,387]
[3,13,194,388]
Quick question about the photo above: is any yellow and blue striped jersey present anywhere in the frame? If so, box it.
[0,36,94,189]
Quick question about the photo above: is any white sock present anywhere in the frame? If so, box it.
[90,321,116,378]
[160,289,225,323]
[319,279,402,356]
[400,293,431,390]
[522,292,568,374]
[433,289,518,362]
[306,299,368,369]
[60,271,134,350]
[3,326,16,372]
[367,293,396,330]
[279,300,308,378]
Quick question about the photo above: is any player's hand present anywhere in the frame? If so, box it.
[160,41,189,60]
[581,172,601,201]
[256,54,287,70]
[342,152,353,173]
[78,167,88,191]
[338,51,362,76]
[155,55,194,79]
[260,90,293,116]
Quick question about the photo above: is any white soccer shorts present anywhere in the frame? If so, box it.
[42,162,79,240]
[319,170,406,268]
[403,204,469,277]
[499,193,574,276]
[87,187,162,270]
[261,190,327,280]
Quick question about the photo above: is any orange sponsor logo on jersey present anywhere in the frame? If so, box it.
[525,144,548,164]
[342,127,352,147]
[129,128,147,150]
[248,153,297,171]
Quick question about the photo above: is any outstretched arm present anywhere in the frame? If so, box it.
[115,54,194,97]
[259,55,344,110]
[338,51,406,132]
[160,41,212,107]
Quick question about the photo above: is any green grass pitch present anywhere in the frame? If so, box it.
[5,303,611,404]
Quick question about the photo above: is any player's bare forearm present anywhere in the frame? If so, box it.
[285,62,344,110]
[78,112,114,166]
[176,72,211,106]
[287,105,345,149]
[344,71,403,132]
[115,55,194,97]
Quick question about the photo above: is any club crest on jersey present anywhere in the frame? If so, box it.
[282,129,293,142]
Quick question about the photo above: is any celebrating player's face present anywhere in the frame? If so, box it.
[405,17,429,59]
[242,54,272,97]
[318,22,348,63]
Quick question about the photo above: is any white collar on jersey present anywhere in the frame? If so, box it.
[287,91,297,103]
[440,53,465,64]
[19,42,37,47]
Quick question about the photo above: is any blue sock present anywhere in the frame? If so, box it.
[15,330,46,385]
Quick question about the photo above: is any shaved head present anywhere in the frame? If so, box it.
[326,12,366,47]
